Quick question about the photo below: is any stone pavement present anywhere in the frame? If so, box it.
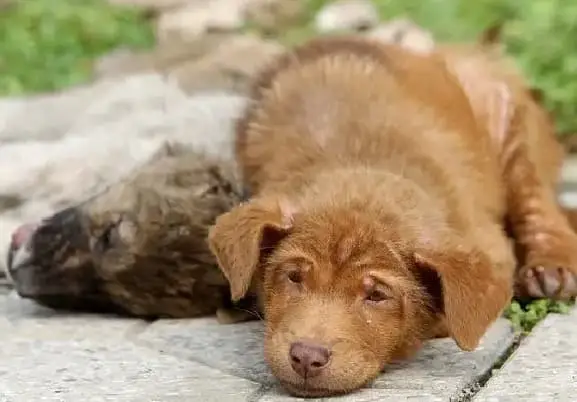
[1,159,577,402]
[0,291,515,402]
[474,308,577,402]
[2,287,577,402]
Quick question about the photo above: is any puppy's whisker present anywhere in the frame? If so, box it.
[238,307,264,321]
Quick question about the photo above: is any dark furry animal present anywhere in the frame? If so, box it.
[7,143,249,319]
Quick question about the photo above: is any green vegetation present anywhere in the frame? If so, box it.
[505,299,575,333]
[0,0,154,95]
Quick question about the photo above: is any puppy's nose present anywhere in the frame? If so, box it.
[289,341,331,378]
[10,223,37,251]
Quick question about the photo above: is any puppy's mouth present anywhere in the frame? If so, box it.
[279,380,349,398]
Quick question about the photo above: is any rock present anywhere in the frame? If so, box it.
[315,0,380,33]
[0,74,187,143]
[367,18,435,54]
[244,0,304,34]
[166,34,284,95]
[0,276,10,291]
[474,307,577,401]
[155,0,250,43]
[92,47,143,78]
[154,0,304,41]
[93,34,230,79]
[107,0,191,12]
[0,0,13,11]
[560,156,577,208]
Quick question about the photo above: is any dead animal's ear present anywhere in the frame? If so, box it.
[414,245,511,351]
[208,198,293,301]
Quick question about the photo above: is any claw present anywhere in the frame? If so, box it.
[524,268,545,298]
[517,265,577,300]
[538,267,561,296]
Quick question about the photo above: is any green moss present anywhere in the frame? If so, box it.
[505,299,574,334]
[0,0,154,95]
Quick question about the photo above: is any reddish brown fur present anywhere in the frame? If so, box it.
[209,36,577,397]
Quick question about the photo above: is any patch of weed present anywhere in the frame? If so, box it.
[505,298,575,333]
[0,0,154,95]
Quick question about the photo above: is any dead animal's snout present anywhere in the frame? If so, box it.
[10,223,37,251]
[289,341,332,378]
[7,222,39,272]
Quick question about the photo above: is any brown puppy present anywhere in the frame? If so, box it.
[208,36,577,397]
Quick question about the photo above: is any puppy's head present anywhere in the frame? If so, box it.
[209,196,511,397]
[7,145,242,317]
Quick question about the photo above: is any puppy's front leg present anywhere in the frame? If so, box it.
[447,52,577,300]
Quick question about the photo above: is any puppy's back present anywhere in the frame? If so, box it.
[236,36,503,216]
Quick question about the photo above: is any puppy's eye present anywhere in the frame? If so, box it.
[365,289,389,303]
[287,270,303,284]
[362,275,392,305]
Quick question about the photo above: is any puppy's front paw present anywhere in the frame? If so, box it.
[516,261,577,300]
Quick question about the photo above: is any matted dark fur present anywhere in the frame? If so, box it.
[7,143,247,318]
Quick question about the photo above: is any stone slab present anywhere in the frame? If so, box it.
[473,307,577,402]
[561,156,577,183]
[0,294,260,402]
[559,157,577,207]
[138,316,516,401]
[1,291,517,402]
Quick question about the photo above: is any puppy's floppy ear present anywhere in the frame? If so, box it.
[445,51,515,146]
[414,243,512,351]
[208,197,293,301]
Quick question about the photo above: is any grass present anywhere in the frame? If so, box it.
[505,298,575,334]
[0,0,154,95]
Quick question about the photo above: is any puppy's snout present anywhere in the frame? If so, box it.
[10,222,37,251]
[289,341,332,378]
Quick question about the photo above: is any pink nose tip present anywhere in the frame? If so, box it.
[10,223,38,250]
[289,341,332,379]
